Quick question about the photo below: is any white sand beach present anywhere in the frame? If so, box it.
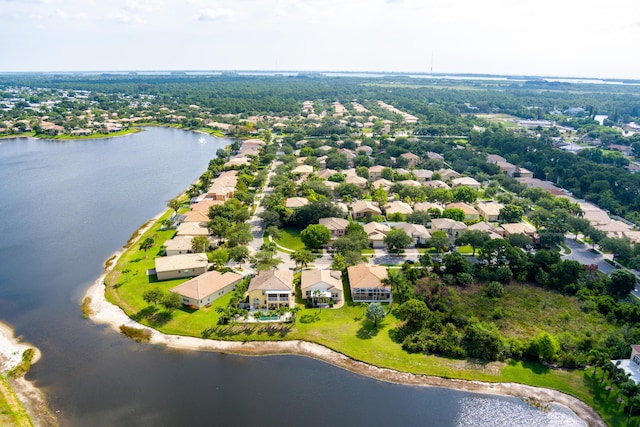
[0,322,56,426]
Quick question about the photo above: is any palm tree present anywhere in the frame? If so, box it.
[290,249,314,272]
[139,237,154,258]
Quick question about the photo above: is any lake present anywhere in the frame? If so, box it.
[0,127,584,426]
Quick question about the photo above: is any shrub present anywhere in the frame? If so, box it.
[119,325,152,343]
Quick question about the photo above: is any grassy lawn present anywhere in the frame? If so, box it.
[273,227,305,251]
[106,212,632,425]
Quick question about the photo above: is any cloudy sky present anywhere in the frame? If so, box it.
[1,0,639,79]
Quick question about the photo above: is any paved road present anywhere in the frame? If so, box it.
[562,238,615,275]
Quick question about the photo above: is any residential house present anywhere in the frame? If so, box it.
[363,222,390,248]
[451,177,481,190]
[371,178,393,190]
[247,270,294,310]
[224,157,252,168]
[348,264,390,303]
[346,175,369,189]
[163,236,194,256]
[170,271,242,309]
[384,201,413,217]
[515,177,566,196]
[413,202,443,214]
[368,165,386,181]
[176,222,210,237]
[182,210,210,223]
[400,152,420,168]
[317,168,337,180]
[190,199,223,212]
[500,222,537,238]
[285,197,310,209]
[427,152,444,161]
[439,168,461,181]
[467,222,503,239]
[486,154,506,164]
[413,169,433,183]
[292,165,314,176]
[476,202,504,222]
[155,253,209,281]
[431,218,467,239]
[319,217,349,239]
[395,222,431,246]
[398,179,422,188]
[300,269,343,304]
[206,171,238,201]
[446,202,480,221]
[423,180,450,189]
[351,201,382,220]
[356,145,373,156]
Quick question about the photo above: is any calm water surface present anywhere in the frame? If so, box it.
[0,127,583,426]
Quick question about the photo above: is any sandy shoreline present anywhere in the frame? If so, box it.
[0,322,56,426]
[86,211,606,427]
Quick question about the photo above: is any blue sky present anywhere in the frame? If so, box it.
[1,0,639,79]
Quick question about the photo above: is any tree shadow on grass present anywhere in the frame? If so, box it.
[202,325,257,338]
[147,311,173,327]
[256,325,291,338]
[299,312,321,324]
[132,305,173,327]
[508,359,550,375]
[132,306,158,322]
[356,320,381,340]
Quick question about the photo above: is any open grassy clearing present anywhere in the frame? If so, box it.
[273,227,305,251]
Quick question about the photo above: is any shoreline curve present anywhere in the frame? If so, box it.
[87,210,606,427]
[0,322,56,426]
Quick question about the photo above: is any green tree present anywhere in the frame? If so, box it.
[191,235,209,253]
[142,287,164,306]
[607,269,637,298]
[227,223,253,247]
[229,245,250,266]
[396,299,430,328]
[265,225,283,241]
[452,186,478,203]
[259,210,282,228]
[139,237,155,257]
[160,292,182,312]
[208,217,231,241]
[210,247,230,270]
[485,281,504,299]
[599,237,633,263]
[529,332,559,363]
[300,224,331,250]
[330,253,347,271]
[290,249,315,271]
[427,230,450,253]
[499,204,524,223]
[366,302,386,328]
[384,228,413,253]
[168,198,182,214]
[441,208,465,222]
[455,229,490,255]
[371,187,388,207]
[252,250,284,271]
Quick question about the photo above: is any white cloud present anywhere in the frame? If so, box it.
[109,11,146,24]
[197,7,237,22]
